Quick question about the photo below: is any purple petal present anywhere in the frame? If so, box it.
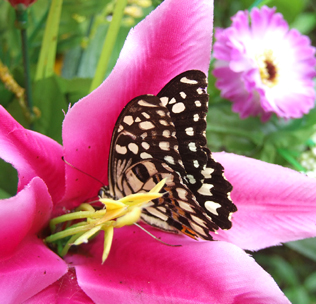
[0,106,65,203]
[212,6,316,120]
[213,152,316,250]
[66,226,290,303]
[61,0,214,207]
[0,235,67,303]
[0,177,53,258]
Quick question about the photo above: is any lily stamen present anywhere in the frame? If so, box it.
[45,178,166,263]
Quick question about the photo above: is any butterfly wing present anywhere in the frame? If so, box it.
[107,95,217,240]
[157,70,237,230]
[105,70,237,240]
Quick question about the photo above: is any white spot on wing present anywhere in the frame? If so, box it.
[193,160,199,168]
[205,201,221,216]
[180,91,187,99]
[180,77,198,84]
[140,152,152,159]
[172,102,185,113]
[116,144,127,154]
[191,215,206,227]
[169,98,176,104]
[178,200,194,212]
[198,183,214,195]
[160,97,169,106]
[187,174,196,184]
[142,112,150,119]
[159,120,169,126]
[201,167,214,177]
[196,88,204,95]
[190,222,206,236]
[162,130,171,137]
[141,142,150,150]
[188,142,197,152]
[193,114,199,122]
[195,100,202,107]
[146,207,169,221]
[185,127,194,136]
[139,121,155,130]
[123,115,133,126]
[128,143,139,154]
[157,110,166,117]
[164,155,175,165]
[176,188,187,200]
[159,141,170,151]
[138,99,156,107]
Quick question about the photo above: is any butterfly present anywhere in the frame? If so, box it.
[99,70,237,240]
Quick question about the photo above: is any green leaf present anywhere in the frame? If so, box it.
[35,0,63,81]
[55,77,91,104]
[271,0,308,23]
[0,159,17,198]
[291,13,316,35]
[62,0,112,17]
[90,0,128,91]
[286,238,316,263]
[32,76,68,143]
[304,272,316,293]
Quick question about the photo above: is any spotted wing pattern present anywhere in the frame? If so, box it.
[101,70,237,240]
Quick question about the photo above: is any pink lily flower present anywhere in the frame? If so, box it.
[1,0,316,302]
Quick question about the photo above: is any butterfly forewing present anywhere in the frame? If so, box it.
[104,70,237,240]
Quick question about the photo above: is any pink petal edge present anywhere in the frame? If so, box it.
[0,106,65,203]
[24,268,94,304]
[213,152,316,250]
[0,177,53,258]
[66,226,290,304]
[61,0,214,208]
[0,235,67,304]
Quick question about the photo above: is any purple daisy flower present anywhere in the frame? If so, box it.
[213,6,316,121]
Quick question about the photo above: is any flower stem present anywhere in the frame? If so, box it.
[89,0,128,92]
[15,5,34,124]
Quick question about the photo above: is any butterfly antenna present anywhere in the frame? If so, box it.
[134,223,182,247]
[62,156,105,187]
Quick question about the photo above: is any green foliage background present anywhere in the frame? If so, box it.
[0,0,316,302]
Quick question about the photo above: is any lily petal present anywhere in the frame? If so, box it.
[0,106,65,203]
[24,268,94,304]
[0,177,53,258]
[66,226,290,303]
[213,152,316,250]
[62,0,214,207]
[0,235,67,304]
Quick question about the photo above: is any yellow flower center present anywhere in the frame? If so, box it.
[45,178,166,263]
[256,49,279,88]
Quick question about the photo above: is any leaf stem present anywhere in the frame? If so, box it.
[277,148,306,172]
[89,0,128,92]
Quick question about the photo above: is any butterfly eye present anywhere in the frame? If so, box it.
[98,186,111,198]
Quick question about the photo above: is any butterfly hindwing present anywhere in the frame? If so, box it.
[158,70,237,230]
[104,70,237,240]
